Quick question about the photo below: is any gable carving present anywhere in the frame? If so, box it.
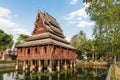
[32,11,46,35]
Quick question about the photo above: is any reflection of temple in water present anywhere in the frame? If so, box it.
[15,10,76,72]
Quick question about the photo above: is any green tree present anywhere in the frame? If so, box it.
[15,34,30,45]
[0,29,14,51]
[70,30,94,59]
[71,31,87,50]
[70,34,79,49]
[83,0,120,64]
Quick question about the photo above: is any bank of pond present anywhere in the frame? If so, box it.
[0,65,109,80]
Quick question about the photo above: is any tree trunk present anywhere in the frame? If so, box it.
[0,49,3,60]
[92,52,94,61]
[114,55,117,65]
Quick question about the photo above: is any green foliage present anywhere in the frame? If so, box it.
[70,30,93,53]
[15,34,30,45]
[0,29,14,50]
[37,72,51,77]
[83,0,120,56]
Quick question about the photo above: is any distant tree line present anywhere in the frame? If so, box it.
[0,29,14,51]
[0,29,29,54]
[70,30,94,60]
[15,34,29,45]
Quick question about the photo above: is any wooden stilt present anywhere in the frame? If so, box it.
[48,60,52,73]
[70,60,73,69]
[15,60,19,70]
[57,72,60,80]
[38,60,42,72]
[64,60,67,70]
[61,60,63,66]
[73,60,76,68]
[23,60,26,71]
[25,60,28,69]
[30,60,33,72]
[57,60,60,72]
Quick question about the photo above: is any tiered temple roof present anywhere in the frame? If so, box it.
[16,11,75,49]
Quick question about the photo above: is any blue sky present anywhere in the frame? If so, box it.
[0,0,94,41]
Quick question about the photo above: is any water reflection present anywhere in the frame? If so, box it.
[0,66,108,80]
[57,72,60,80]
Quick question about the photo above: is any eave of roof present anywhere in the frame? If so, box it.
[25,32,70,44]
[16,38,75,50]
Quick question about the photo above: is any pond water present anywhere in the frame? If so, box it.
[0,66,108,80]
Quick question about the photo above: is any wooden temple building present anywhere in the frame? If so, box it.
[15,11,76,72]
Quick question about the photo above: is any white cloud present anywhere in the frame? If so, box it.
[0,7,31,43]
[66,35,72,41]
[70,0,78,5]
[63,4,88,21]
[0,18,15,27]
[63,3,95,28]
[78,21,95,27]
[77,17,82,20]
[0,7,15,27]
[13,28,31,35]
[63,8,87,20]
[0,7,11,18]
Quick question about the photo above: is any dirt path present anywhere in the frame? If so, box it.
[106,68,111,80]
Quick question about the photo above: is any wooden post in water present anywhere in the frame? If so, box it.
[15,60,19,70]
[64,60,67,70]
[30,60,34,72]
[57,60,60,72]
[23,60,26,71]
[48,60,52,73]
[25,60,28,69]
[70,60,73,69]
[38,60,42,72]
[73,60,76,68]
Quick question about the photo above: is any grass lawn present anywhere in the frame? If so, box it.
[0,60,16,64]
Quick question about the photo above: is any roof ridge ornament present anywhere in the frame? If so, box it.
[44,10,50,22]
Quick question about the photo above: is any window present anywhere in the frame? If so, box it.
[35,47,38,53]
[28,48,30,54]
[62,49,64,53]
[68,50,69,56]
[20,48,22,53]
[54,47,56,54]
[44,46,47,53]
